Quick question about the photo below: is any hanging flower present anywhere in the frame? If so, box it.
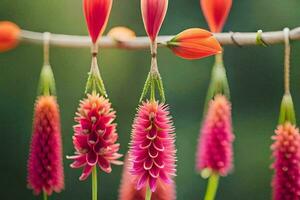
[67,93,122,180]
[167,28,222,60]
[129,101,176,192]
[0,21,20,52]
[196,95,234,176]
[83,0,113,43]
[200,0,232,33]
[271,122,300,200]
[141,0,168,41]
[119,156,176,200]
[27,96,64,195]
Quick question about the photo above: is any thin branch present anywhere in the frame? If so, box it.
[20,27,300,49]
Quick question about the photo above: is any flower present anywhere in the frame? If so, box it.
[167,28,222,60]
[0,21,20,52]
[119,155,176,200]
[67,93,122,180]
[271,122,300,200]
[196,95,234,176]
[83,0,113,43]
[200,0,232,33]
[129,101,176,192]
[107,26,136,42]
[141,0,168,41]
[27,96,64,195]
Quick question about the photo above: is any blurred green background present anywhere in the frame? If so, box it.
[1,0,300,199]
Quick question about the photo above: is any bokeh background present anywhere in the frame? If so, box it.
[1,0,300,199]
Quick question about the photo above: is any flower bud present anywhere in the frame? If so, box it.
[141,0,168,41]
[0,21,20,52]
[83,0,113,43]
[200,0,232,33]
[167,28,222,60]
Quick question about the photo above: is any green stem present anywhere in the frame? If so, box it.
[204,173,220,200]
[215,53,223,65]
[145,186,152,200]
[43,191,48,200]
[150,75,156,102]
[92,167,98,200]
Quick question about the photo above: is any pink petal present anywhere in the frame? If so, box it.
[79,165,93,181]
[86,150,98,166]
[149,166,160,178]
[98,156,112,173]
[137,172,148,190]
[143,157,153,170]
[149,177,158,192]
[70,155,87,168]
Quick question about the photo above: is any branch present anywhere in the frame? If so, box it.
[20,27,300,49]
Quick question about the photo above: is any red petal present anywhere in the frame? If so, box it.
[201,0,232,33]
[141,0,168,41]
[83,0,113,43]
[79,165,93,181]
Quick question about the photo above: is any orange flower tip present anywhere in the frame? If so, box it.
[107,26,136,42]
[200,0,232,33]
[141,0,168,41]
[0,21,21,52]
[83,0,113,43]
[167,28,222,60]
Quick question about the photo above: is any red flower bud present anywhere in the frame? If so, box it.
[167,28,222,60]
[200,0,232,33]
[83,0,113,43]
[0,21,20,52]
[141,0,168,41]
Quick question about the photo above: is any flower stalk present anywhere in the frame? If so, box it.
[140,41,165,103]
[43,191,47,200]
[92,167,98,200]
[85,44,107,96]
[204,173,219,200]
[145,187,152,200]
[203,53,230,114]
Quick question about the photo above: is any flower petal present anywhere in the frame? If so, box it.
[79,164,93,181]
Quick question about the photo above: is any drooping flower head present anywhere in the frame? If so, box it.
[167,28,222,60]
[0,21,20,52]
[271,122,300,200]
[141,0,168,41]
[83,0,113,43]
[129,101,176,192]
[196,95,234,176]
[67,93,122,180]
[27,96,64,195]
[119,156,176,200]
[200,0,232,33]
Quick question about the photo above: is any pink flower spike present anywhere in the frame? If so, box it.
[67,93,123,180]
[119,156,176,200]
[83,0,113,43]
[141,0,168,41]
[271,122,300,200]
[129,101,176,192]
[196,95,234,176]
[27,96,64,196]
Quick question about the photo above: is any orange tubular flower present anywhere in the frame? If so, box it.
[0,21,20,52]
[167,28,222,60]
[200,0,232,33]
